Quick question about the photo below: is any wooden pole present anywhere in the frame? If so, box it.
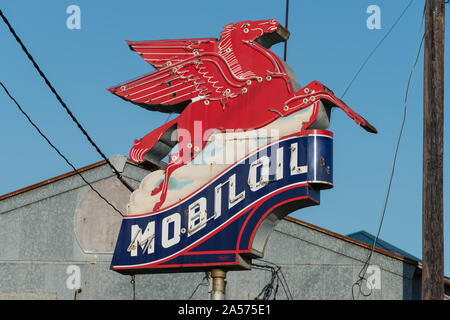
[422,0,445,300]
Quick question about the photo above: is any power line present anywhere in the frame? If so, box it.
[352,4,425,300]
[0,82,125,217]
[284,0,290,61]
[0,9,135,193]
[341,0,414,99]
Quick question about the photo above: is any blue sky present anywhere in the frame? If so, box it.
[0,1,448,276]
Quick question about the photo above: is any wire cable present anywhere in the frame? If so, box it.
[130,275,136,300]
[259,258,293,299]
[73,288,82,300]
[0,82,125,217]
[341,0,414,99]
[0,9,135,193]
[258,266,279,300]
[352,4,425,300]
[283,0,290,61]
[187,272,210,300]
[251,260,293,300]
[251,263,278,300]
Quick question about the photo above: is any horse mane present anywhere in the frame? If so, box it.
[218,23,256,80]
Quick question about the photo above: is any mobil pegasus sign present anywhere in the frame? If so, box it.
[112,130,332,273]
[108,19,376,274]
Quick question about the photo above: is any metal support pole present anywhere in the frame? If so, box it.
[422,0,445,300]
[210,269,227,300]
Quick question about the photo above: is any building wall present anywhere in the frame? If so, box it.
[0,156,420,300]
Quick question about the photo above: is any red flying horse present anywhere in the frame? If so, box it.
[108,19,377,211]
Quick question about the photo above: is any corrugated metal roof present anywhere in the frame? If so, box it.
[0,158,147,202]
[284,216,420,265]
[346,230,421,262]
[0,159,107,201]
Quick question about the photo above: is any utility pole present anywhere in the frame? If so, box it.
[422,0,445,300]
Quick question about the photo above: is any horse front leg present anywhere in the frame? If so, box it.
[151,152,186,211]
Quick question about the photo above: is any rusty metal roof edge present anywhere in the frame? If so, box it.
[0,160,108,202]
[0,157,143,202]
[283,216,421,266]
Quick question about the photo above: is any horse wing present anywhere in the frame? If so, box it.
[126,38,218,70]
[108,44,250,113]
